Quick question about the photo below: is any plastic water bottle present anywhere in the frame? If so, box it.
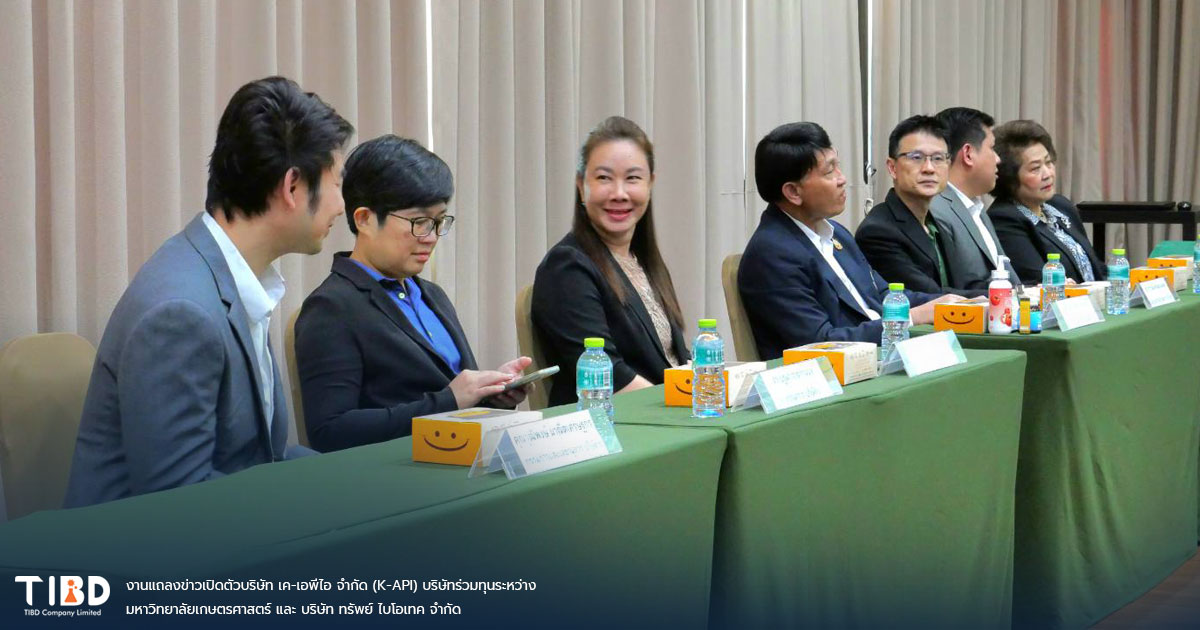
[1192,240,1200,294]
[1041,254,1067,308]
[1106,248,1130,315]
[576,337,613,421]
[881,283,910,360]
[692,318,725,418]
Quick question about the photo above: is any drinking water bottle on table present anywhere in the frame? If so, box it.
[1041,254,1066,309]
[1106,248,1129,315]
[881,283,910,360]
[576,337,613,422]
[691,319,725,418]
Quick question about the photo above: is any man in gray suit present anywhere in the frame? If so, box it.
[929,107,1017,290]
[64,77,354,507]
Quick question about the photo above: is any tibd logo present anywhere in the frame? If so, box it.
[14,576,110,606]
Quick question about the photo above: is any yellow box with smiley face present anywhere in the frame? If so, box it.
[412,408,543,466]
[1147,255,1191,269]
[782,341,877,386]
[663,362,767,407]
[934,297,988,334]
[1131,266,1186,292]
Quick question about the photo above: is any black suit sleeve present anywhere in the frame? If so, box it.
[989,206,1045,285]
[856,221,945,294]
[295,292,458,452]
[739,246,884,350]
[532,247,639,391]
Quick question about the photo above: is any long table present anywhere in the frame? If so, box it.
[0,425,726,628]
[547,348,1027,629]
[915,293,1200,629]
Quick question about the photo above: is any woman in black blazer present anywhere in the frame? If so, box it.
[532,116,689,407]
[987,120,1105,285]
[296,136,530,452]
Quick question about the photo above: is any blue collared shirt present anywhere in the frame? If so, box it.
[350,259,462,374]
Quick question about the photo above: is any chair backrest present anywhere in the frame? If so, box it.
[283,309,310,448]
[515,285,551,410]
[0,333,96,520]
[721,254,760,362]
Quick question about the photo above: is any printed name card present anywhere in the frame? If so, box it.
[468,409,621,480]
[1134,277,1177,309]
[886,330,967,377]
[1050,295,1104,331]
[734,356,843,414]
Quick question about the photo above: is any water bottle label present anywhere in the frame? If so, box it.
[1107,265,1129,280]
[882,303,909,320]
[694,345,724,366]
[1194,243,1200,262]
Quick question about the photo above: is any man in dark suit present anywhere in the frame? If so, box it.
[295,135,529,452]
[928,107,1018,289]
[857,115,984,297]
[738,122,960,360]
[65,77,351,507]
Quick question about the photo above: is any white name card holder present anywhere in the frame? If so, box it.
[1133,277,1177,309]
[731,356,843,414]
[1050,295,1104,331]
[468,409,621,480]
[878,330,968,377]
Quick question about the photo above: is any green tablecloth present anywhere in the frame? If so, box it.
[915,295,1200,629]
[548,349,1026,629]
[0,425,725,628]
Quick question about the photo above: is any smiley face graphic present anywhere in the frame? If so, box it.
[674,376,693,396]
[423,429,470,452]
[942,307,978,326]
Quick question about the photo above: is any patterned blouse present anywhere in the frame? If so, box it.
[612,252,683,367]
[1016,202,1095,282]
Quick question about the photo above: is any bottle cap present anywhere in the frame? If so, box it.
[584,337,605,348]
[698,318,717,328]
[991,268,1008,280]
[888,282,905,291]
[1112,248,1126,255]
[1047,253,1061,261]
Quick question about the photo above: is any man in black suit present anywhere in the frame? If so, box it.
[738,122,960,359]
[857,115,985,297]
[295,135,529,452]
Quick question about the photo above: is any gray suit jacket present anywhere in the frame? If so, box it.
[65,213,309,507]
[929,186,1018,289]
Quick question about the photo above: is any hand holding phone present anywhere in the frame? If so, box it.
[501,365,560,392]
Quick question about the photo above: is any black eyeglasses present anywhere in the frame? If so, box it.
[387,213,455,237]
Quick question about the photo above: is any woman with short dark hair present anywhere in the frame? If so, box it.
[988,120,1104,285]
[531,116,688,407]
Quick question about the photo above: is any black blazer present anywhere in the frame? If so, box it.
[856,189,985,298]
[738,205,942,360]
[989,195,1106,285]
[295,253,478,452]
[531,233,689,407]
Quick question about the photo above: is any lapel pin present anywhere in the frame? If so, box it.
[832,238,843,251]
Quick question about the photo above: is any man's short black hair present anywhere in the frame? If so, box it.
[888,115,947,157]
[754,122,833,204]
[341,135,454,235]
[205,76,354,221]
[935,107,995,164]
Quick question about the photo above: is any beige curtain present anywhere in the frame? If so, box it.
[0,0,428,447]
[871,0,1200,264]
[430,0,744,368]
[746,0,868,229]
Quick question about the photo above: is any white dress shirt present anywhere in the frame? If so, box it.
[202,212,285,433]
[948,181,1001,267]
[790,216,881,321]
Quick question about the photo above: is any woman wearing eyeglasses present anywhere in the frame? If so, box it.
[988,120,1105,285]
[295,135,530,452]
[531,116,689,408]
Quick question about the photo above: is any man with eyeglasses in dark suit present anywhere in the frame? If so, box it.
[294,135,530,452]
[857,115,985,297]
